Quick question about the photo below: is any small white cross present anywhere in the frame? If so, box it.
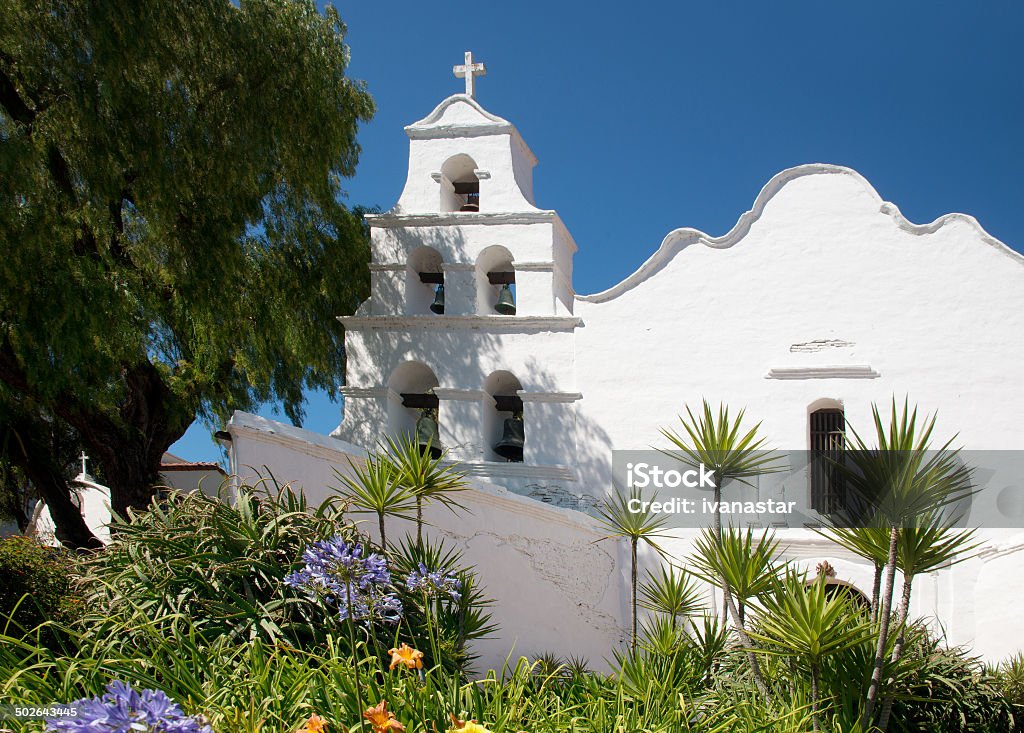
[79,451,89,476]
[453,51,486,98]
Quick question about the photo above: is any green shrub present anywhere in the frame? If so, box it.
[887,629,1016,733]
[74,478,495,681]
[991,653,1024,733]
[78,480,351,649]
[0,534,83,645]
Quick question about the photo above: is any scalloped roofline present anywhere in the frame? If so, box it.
[404,94,538,165]
[576,163,1024,304]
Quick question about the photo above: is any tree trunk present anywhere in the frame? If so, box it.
[2,409,101,550]
[724,584,771,703]
[878,573,915,730]
[631,536,638,652]
[811,662,821,733]
[1,344,192,524]
[378,511,387,550]
[25,455,101,549]
[862,526,899,729]
[870,561,883,623]
[713,477,728,625]
[82,363,191,518]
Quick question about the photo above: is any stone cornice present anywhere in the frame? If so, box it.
[338,315,582,331]
[340,387,581,404]
[407,123,515,140]
[340,387,388,399]
[512,261,554,271]
[765,366,880,380]
[368,263,406,272]
[366,211,557,228]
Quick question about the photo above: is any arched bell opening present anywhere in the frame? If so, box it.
[406,246,445,315]
[387,362,443,457]
[483,371,524,463]
[440,154,480,213]
[476,245,516,316]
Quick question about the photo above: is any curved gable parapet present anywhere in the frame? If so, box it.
[405,95,537,162]
[408,94,511,128]
[576,163,1024,304]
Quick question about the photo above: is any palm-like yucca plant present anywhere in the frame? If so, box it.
[831,398,975,730]
[658,400,784,695]
[379,432,469,546]
[752,569,875,732]
[689,525,780,700]
[334,454,416,549]
[690,526,780,619]
[876,511,979,729]
[893,512,977,643]
[638,563,702,628]
[685,613,730,683]
[659,401,784,540]
[595,486,669,652]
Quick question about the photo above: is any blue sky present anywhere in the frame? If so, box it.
[172,1,1024,463]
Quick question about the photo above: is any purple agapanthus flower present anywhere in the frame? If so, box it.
[285,537,403,623]
[406,562,462,602]
[45,681,212,733]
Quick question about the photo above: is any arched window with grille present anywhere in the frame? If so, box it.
[810,406,846,514]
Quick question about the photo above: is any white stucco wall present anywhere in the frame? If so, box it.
[568,165,1024,655]
[228,412,629,672]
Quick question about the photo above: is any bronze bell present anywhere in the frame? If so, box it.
[494,414,525,462]
[429,283,445,314]
[494,283,516,315]
[415,409,443,459]
[459,192,480,212]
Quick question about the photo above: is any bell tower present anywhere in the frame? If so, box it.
[332,53,587,507]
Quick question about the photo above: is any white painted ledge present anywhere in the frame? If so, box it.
[366,211,556,227]
[337,315,582,331]
[765,366,880,380]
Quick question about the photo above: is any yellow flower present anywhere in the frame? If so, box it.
[447,713,493,733]
[388,643,425,671]
[297,714,327,733]
[363,701,405,733]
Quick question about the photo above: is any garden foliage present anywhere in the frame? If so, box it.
[1,403,1022,732]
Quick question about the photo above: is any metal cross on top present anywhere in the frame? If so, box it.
[453,51,486,97]
[79,451,90,478]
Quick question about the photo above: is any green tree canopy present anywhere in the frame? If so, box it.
[0,0,374,546]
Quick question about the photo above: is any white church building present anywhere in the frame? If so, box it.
[224,53,1024,670]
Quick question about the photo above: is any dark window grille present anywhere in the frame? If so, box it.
[810,409,846,514]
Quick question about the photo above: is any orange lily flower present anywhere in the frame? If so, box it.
[388,643,425,671]
[297,714,327,733]
[363,701,405,733]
